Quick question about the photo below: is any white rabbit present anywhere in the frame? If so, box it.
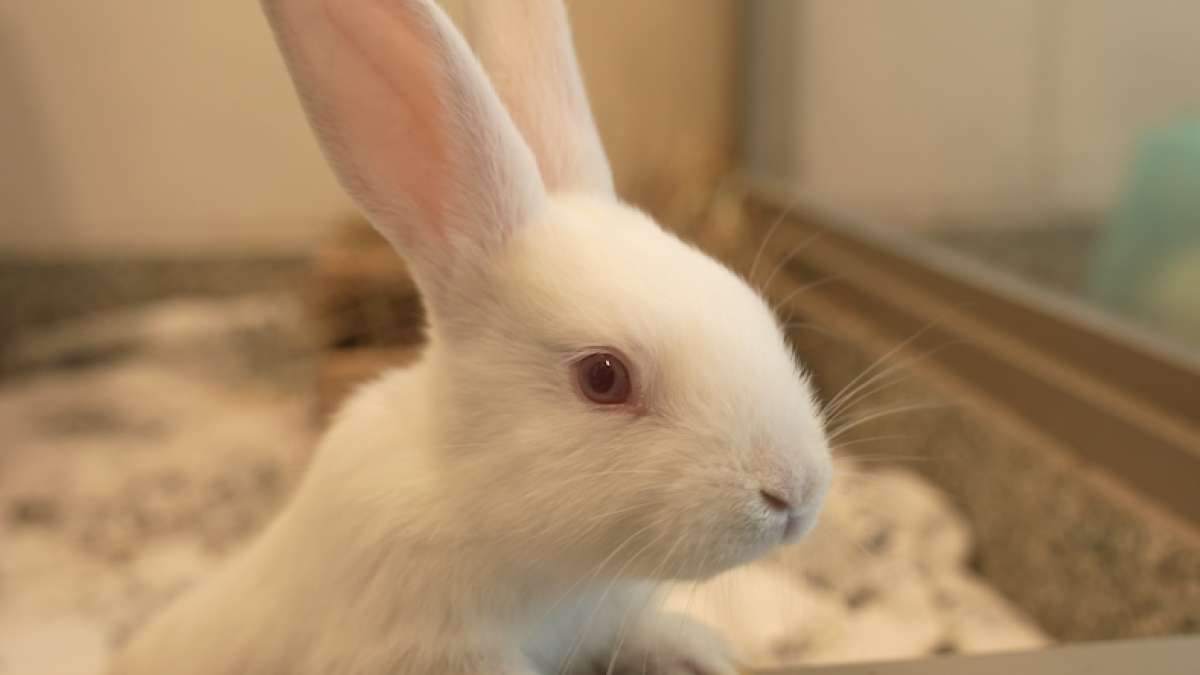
[111,0,831,673]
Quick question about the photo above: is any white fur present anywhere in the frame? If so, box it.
[464,0,614,195]
[111,1,832,674]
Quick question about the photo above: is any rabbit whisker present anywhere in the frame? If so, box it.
[554,513,695,675]
[831,471,923,486]
[759,229,825,295]
[508,480,679,542]
[830,434,917,453]
[812,510,878,563]
[828,490,911,521]
[827,402,947,441]
[747,196,803,286]
[669,531,716,661]
[835,453,949,465]
[603,528,693,675]
[782,321,839,339]
[822,341,961,423]
[510,470,674,510]
[585,491,675,523]
[823,304,972,417]
[528,519,655,632]
[770,273,853,317]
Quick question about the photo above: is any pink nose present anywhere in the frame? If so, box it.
[760,489,791,513]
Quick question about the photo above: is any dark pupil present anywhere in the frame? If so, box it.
[588,357,616,393]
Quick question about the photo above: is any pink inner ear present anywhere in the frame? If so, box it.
[273,0,546,287]
[324,0,456,253]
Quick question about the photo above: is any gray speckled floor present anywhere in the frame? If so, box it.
[0,294,319,674]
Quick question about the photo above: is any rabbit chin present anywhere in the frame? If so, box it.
[552,505,809,583]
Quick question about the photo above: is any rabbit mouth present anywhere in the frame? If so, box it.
[780,505,821,545]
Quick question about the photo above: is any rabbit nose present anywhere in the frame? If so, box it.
[760,489,792,513]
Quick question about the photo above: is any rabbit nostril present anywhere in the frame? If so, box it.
[760,489,791,513]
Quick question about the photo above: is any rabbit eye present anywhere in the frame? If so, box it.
[576,353,631,405]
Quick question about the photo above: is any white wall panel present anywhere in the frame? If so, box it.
[779,0,1200,231]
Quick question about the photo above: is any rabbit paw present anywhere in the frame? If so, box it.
[607,613,742,675]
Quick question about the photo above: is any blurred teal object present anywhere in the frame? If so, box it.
[1087,118,1200,346]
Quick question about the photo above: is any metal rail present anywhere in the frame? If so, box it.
[768,635,1200,675]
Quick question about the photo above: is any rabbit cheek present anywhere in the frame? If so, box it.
[697,508,782,576]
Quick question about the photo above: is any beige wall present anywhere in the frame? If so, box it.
[798,0,1042,228]
[567,0,740,207]
[790,0,1200,231]
[0,0,739,256]
[0,0,350,255]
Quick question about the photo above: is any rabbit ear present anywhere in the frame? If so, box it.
[466,0,615,196]
[263,0,547,296]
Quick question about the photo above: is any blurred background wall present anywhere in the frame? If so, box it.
[0,0,740,257]
[0,0,347,255]
[778,0,1200,232]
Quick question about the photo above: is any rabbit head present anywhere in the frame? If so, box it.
[264,0,831,582]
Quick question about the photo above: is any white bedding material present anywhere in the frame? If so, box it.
[0,296,1048,672]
